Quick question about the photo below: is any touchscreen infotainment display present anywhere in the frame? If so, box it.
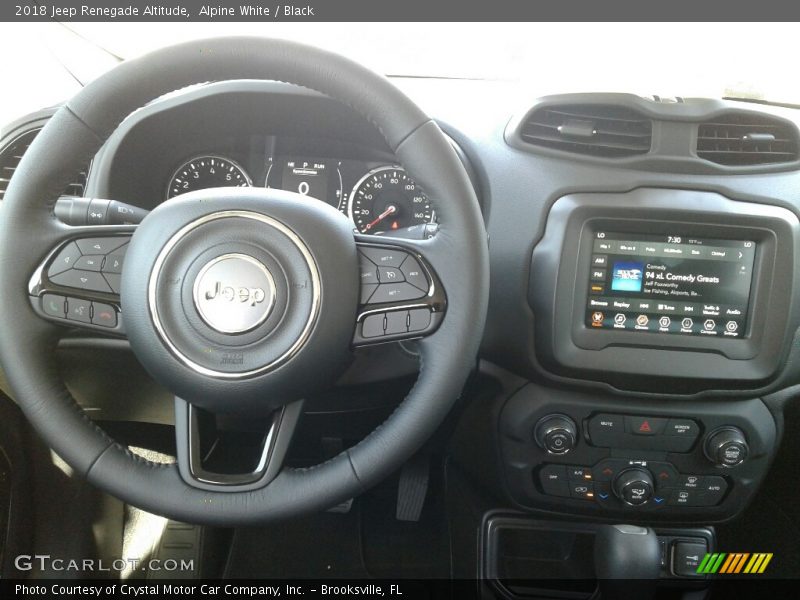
[585,232,757,338]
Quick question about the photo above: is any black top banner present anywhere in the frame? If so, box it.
[2,0,800,22]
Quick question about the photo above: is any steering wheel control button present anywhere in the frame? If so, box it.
[66,297,92,324]
[50,269,113,293]
[361,313,386,338]
[614,468,654,506]
[47,242,82,277]
[385,310,408,335]
[358,253,379,283]
[369,281,426,304]
[102,248,127,274]
[704,427,749,468]
[400,256,428,291]
[193,254,277,335]
[625,416,667,436]
[75,237,128,256]
[359,246,406,268]
[91,302,118,328]
[41,294,67,318]
[378,266,405,283]
[408,308,432,332]
[74,255,103,272]
[534,414,578,455]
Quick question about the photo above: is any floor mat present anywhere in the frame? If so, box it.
[223,461,452,579]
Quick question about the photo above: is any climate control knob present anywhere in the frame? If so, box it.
[534,414,577,455]
[704,427,748,468]
[613,468,654,506]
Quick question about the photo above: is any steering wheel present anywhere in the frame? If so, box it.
[0,37,488,524]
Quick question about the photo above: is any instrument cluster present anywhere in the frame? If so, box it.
[166,149,436,235]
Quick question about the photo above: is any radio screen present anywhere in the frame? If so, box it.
[585,232,757,338]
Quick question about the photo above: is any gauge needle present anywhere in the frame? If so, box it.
[364,205,397,231]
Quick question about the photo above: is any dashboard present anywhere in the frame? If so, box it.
[5,76,800,531]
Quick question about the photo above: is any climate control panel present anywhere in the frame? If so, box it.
[498,383,777,522]
[537,459,729,509]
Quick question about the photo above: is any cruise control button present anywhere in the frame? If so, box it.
[369,282,426,304]
[91,302,118,328]
[361,313,385,338]
[47,242,82,277]
[358,253,379,285]
[74,255,104,272]
[385,310,409,335]
[625,416,667,435]
[359,247,407,268]
[102,247,127,274]
[75,237,128,256]
[41,294,66,318]
[400,256,429,291]
[66,297,91,324]
[408,308,431,332]
[378,266,405,283]
[50,270,113,293]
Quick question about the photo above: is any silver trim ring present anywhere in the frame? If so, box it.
[147,210,321,379]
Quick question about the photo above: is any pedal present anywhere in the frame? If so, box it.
[147,521,202,580]
[396,453,430,522]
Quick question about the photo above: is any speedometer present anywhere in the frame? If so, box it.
[167,155,251,200]
[348,166,433,234]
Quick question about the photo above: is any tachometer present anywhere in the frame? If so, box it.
[167,155,251,199]
[348,166,433,234]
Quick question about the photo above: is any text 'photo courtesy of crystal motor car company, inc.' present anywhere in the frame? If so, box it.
[1,8,800,600]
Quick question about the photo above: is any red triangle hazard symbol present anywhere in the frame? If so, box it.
[639,420,651,433]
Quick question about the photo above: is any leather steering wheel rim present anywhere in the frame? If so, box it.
[0,37,489,524]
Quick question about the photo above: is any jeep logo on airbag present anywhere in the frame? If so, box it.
[205,282,266,306]
[193,254,276,334]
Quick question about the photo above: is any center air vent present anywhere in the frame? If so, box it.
[696,114,799,166]
[519,104,653,158]
[0,128,88,201]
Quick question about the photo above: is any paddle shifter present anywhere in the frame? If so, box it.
[594,524,661,599]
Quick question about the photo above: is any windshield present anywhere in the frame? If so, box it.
[2,22,799,128]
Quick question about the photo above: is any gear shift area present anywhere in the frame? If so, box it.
[482,514,713,600]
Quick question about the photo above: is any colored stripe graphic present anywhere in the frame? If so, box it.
[699,553,773,575]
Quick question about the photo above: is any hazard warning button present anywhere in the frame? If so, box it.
[625,416,667,436]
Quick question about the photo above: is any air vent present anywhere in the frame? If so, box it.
[519,104,653,158]
[0,128,88,201]
[696,114,799,166]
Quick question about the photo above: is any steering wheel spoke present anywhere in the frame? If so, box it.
[174,397,303,492]
[353,238,446,346]
[28,221,136,335]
